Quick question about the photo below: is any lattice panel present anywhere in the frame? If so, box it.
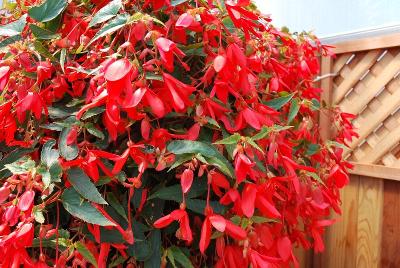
[330,47,400,166]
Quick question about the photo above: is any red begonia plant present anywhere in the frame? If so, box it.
[0,0,357,267]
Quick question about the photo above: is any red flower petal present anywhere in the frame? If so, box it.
[199,217,212,253]
[214,55,227,73]
[18,190,35,212]
[277,236,292,261]
[181,168,194,194]
[209,214,226,232]
[225,220,247,240]
[241,184,257,218]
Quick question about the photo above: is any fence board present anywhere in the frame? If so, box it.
[316,33,400,268]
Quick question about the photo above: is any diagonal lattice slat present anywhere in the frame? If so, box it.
[330,47,400,167]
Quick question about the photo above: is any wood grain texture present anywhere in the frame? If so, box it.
[314,175,360,268]
[319,56,333,141]
[381,180,400,267]
[356,177,383,268]
[333,33,400,54]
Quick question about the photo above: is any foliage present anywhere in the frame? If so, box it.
[0,0,357,267]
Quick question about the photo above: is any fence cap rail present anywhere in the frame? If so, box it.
[332,33,400,54]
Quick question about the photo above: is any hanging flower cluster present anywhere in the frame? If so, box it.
[0,0,357,267]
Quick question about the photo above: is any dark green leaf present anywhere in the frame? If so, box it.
[0,35,22,50]
[168,247,194,268]
[28,0,67,22]
[87,14,129,47]
[264,93,295,110]
[4,156,35,175]
[167,140,234,177]
[89,0,122,27]
[59,127,79,160]
[0,147,34,178]
[41,140,59,167]
[107,192,128,221]
[288,98,300,123]
[168,154,194,171]
[75,242,98,268]
[85,123,105,139]
[306,143,320,156]
[60,48,66,72]
[186,199,225,215]
[29,24,60,39]
[310,98,320,111]
[128,240,152,261]
[67,168,107,204]
[61,188,115,226]
[214,133,241,145]
[0,14,27,37]
[171,0,189,6]
[251,216,278,224]
[81,107,105,120]
[145,73,163,81]
[144,230,161,268]
[33,40,58,61]
[306,171,326,186]
[148,179,207,201]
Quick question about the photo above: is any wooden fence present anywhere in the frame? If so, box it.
[298,33,400,268]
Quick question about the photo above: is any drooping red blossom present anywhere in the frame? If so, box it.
[0,0,355,267]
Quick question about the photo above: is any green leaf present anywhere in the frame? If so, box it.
[288,98,300,123]
[107,193,128,221]
[0,147,34,178]
[167,140,234,177]
[89,0,122,27]
[167,249,177,268]
[186,199,225,215]
[67,168,107,204]
[87,14,129,47]
[310,98,320,111]
[41,140,59,167]
[0,14,27,37]
[245,138,264,153]
[85,123,105,139]
[214,133,241,145]
[265,93,295,110]
[306,143,320,156]
[168,154,194,171]
[59,127,79,160]
[171,0,189,6]
[29,24,60,39]
[61,188,115,226]
[145,73,163,81]
[306,171,326,186]
[60,48,66,72]
[127,240,152,261]
[0,35,22,51]
[81,107,105,120]
[148,180,207,201]
[33,40,58,61]
[4,156,35,175]
[168,247,194,268]
[251,216,278,224]
[28,0,67,22]
[252,126,271,141]
[144,230,161,268]
[75,242,98,268]
[33,206,45,223]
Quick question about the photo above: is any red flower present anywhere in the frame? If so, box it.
[154,208,193,243]
[0,66,10,91]
[156,37,187,72]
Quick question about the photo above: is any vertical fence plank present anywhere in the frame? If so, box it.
[319,56,334,141]
[356,176,383,267]
[314,175,360,268]
[381,180,400,267]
